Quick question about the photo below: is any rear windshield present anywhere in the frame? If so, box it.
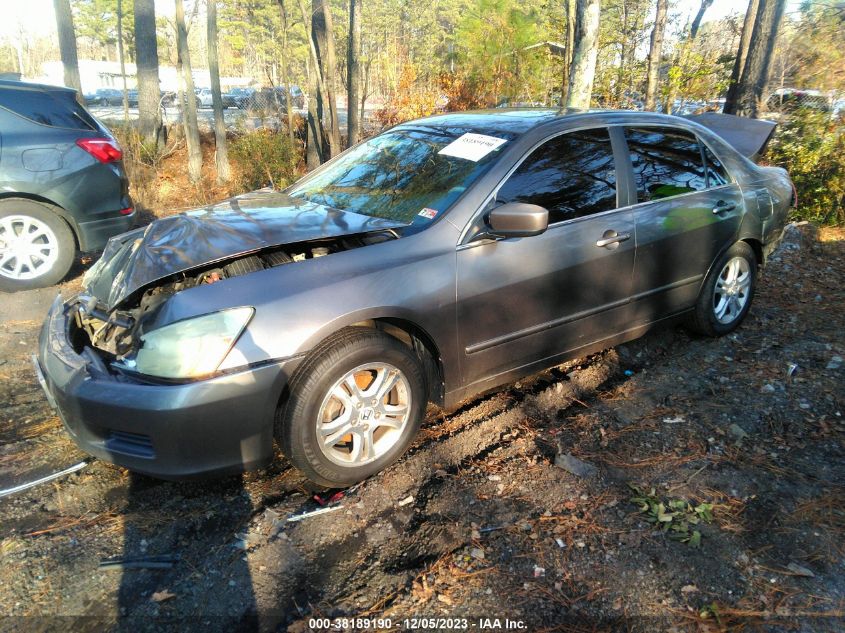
[288,126,514,228]
[0,87,99,131]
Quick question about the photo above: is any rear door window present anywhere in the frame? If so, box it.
[624,127,707,202]
[701,142,730,186]
[0,87,98,131]
[495,128,618,224]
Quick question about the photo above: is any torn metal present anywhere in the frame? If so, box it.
[85,189,408,311]
[70,191,406,366]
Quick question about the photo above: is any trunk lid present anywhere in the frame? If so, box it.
[686,112,777,161]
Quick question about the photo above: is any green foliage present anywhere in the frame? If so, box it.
[452,0,546,106]
[766,110,845,226]
[73,0,136,60]
[229,130,301,190]
[629,485,714,548]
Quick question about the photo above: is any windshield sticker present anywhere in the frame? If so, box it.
[438,133,508,162]
[418,208,438,219]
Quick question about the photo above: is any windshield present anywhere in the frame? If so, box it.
[287,127,513,228]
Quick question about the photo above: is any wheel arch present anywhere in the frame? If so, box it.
[0,193,80,249]
[740,237,764,268]
[294,310,447,407]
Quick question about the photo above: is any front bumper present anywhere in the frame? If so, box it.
[35,296,298,479]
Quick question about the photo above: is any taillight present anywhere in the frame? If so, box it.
[76,137,123,163]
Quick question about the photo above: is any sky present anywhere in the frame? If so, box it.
[0,0,805,42]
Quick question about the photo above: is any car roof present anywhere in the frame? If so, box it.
[0,79,77,94]
[396,109,562,136]
[394,108,704,138]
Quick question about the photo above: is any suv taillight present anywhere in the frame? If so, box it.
[76,137,123,163]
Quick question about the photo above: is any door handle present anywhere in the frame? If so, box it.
[595,232,631,248]
[712,201,737,214]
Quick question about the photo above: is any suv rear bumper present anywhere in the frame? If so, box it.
[77,210,135,252]
[35,295,296,479]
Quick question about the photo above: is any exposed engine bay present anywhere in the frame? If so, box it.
[68,231,396,366]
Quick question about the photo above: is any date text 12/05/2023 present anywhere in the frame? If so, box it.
[307,617,528,630]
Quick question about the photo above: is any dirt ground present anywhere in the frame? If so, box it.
[0,224,843,633]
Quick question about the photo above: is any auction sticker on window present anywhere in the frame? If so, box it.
[418,208,438,219]
[438,133,507,162]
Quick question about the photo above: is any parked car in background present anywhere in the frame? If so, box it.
[248,86,305,111]
[0,80,134,291]
[126,89,138,107]
[83,88,123,106]
[36,109,792,487]
[195,88,213,108]
[767,89,831,114]
[223,87,255,109]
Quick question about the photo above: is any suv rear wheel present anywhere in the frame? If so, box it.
[0,199,75,291]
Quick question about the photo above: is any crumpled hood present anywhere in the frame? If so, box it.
[85,189,408,309]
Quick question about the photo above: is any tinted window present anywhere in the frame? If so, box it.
[0,88,98,131]
[496,128,617,223]
[289,127,515,227]
[625,127,707,202]
[702,142,729,186]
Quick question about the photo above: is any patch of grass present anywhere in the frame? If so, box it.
[628,485,713,547]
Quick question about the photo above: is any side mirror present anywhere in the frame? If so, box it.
[487,202,549,238]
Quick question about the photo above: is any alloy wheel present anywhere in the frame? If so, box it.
[316,362,412,466]
[0,215,60,281]
[713,256,751,324]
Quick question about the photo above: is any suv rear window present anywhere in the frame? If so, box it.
[0,87,99,131]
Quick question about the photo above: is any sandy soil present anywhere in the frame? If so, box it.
[0,225,843,633]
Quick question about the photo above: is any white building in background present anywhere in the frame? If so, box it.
[35,60,253,93]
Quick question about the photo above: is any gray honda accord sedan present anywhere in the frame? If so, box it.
[36,109,793,487]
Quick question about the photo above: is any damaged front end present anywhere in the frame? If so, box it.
[70,232,399,379]
[68,190,408,380]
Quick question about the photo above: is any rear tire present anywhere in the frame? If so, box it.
[686,241,757,337]
[0,200,76,292]
[278,327,427,488]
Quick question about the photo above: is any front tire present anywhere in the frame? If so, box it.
[687,241,757,337]
[0,200,76,292]
[278,328,427,488]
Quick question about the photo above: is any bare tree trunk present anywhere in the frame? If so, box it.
[175,0,203,183]
[277,1,296,145]
[645,0,668,111]
[361,57,371,124]
[723,0,760,114]
[313,0,341,157]
[134,0,164,150]
[617,0,629,105]
[347,0,362,147]
[690,0,714,39]
[560,0,576,106]
[53,0,81,93]
[734,0,787,117]
[207,0,230,183]
[299,0,326,168]
[566,0,600,109]
[117,0,129,122]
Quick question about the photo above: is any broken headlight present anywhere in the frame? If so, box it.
[129,307,254,379]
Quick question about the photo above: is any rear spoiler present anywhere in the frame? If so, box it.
[685,112,777,162]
